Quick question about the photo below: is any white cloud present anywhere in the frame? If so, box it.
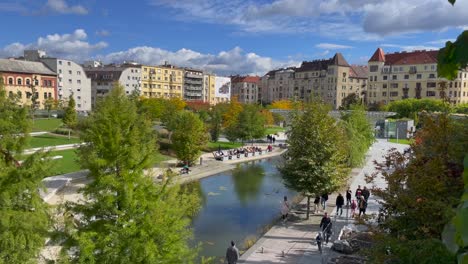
[152,0,468,38]
[316,43,353,49]
[0,29,107,61]
[45,0,88,15]
[101,46,299,76]
[381,44,439,51]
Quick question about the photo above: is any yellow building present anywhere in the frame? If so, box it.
[204,73,217,104]
[141,64,184,98]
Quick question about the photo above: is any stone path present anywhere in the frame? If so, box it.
[239,139,409,263]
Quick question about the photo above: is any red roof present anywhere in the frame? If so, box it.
[369,47,439,65]
[349,65,368,79]
[231,75,260,84]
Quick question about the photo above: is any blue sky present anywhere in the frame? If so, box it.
[0,0,467,75]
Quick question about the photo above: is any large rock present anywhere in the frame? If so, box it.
[332,240,354,254]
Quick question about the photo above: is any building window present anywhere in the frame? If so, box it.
[416,74,422,79]
[17,78,22,85]
[35,79,39,85]
[391,83,399,88]
[59,61,62,65]
[383,84,388,88]
[44,92,48,98]
[383,76,387,80]
[392,75,397,80]
[77,80,81,84]
[382,92,387,96]
[8,77,13,85]
[48,92,52,98]
[77,104,81,108]
[369,65,378,72]
[390,92,399,97]
[427,82,436,88]
[68,70,72,74]
[26,78,31,85]
[67,62,71,66]
[404,75,409,79]
[69,79,72,84]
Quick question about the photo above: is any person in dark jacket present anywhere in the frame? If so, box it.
[346,188,352,206]
[319,213,332,244]
[321,193,329,210]
[226,241,239,264]
[355,185,362,201]
[362,186,370,201]
[313,195,320,213]
[335,193,345,216]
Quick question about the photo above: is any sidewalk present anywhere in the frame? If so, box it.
[239,139,409,263]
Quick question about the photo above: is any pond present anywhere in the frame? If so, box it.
[189,156,297,260]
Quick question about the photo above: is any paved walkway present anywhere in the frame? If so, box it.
[239,139,409,263]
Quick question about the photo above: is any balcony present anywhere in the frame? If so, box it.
[185,79,203,85]
[186,73,203,79]
[409,68,417,74]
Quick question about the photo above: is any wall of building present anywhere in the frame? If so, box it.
[141,65,183,99]
[1,73,56,108]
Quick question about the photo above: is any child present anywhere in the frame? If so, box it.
[350,199,357,218]
[315,232,322,254]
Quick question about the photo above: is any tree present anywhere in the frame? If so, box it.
[366,112,467,263]
[259,109,274,126]
[339,93,361,110]
[171,111,208,165]
[340,104,375,167]
[223,97,243,142]
[62,86,200,263]
[0,77,51,263]
[208,106,223,142]
[385,98,449,118]
[138,97,166,120]
[161,97,186,130]
[270,100,293,110]
[43,97,57,119]
[279,101,348,219]
[234,104,266,143]
[438,30,468,81]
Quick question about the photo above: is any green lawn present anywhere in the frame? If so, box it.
[265,126,286,135]
[388,138,412,145]
[204,141,244,152]
[32,118,63,132]
[28,133,81,149]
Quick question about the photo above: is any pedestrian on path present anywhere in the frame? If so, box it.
[226,241,239,264]
[281,196,290,222]
[362,186,370,202]
[315,232,323,254]
[321,193,328,210]
[319,213,332,244]
[350,199,357,217]
[358,198,367,217]
[313,195,320,213]
[355,185,362,201]
[336,193,344,216]
[346,188,352,206]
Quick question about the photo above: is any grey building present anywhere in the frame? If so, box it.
[184,68,204,101]
[23,50,92,112]
[84,62,141,107]
[231,75,260,103]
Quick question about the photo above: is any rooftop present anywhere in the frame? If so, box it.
[296,53,350,72]
[231,75,260,84]
[349,65,368,79]
[369,48,439,65]
[0,58,56,75]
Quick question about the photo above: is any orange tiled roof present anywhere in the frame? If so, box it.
[369,48,438,65]
[231,75,260,84]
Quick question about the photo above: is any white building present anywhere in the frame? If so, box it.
[23,50,92,112]
[84,63,141,107]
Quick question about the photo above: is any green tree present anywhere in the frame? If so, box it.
[138,97,166,120]
[62,95,77,138]
[208,106,223,142]
[43,97,57,119]
[235,104,266,143]
[339,93,361,110]
[62,86,200,263]
[172,111,208,165]
[0,77,51,263]
[340,104,375,167]
[385,98,449,118]
[222,98,243,142]
[279,101,348,219]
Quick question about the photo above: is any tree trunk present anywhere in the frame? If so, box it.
[306,196,311,219]
[68,129,71,140]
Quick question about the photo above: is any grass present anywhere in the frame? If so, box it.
[28,133,82,149]
[32,118,63,132]
[204,141,244,152]
[388,138,412,145]
[265,126,286,135]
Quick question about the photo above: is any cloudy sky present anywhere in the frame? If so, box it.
[0,0,466,75]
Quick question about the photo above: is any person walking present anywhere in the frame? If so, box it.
[315,232,323,254]
[362,186,370,202]
[350,199,357,218]
[281,196,290,223]
[226,241,239,264]
[319,212,332,244]
[355,185,362,201]
[346,188,352,206]
[335,193,344,216]
[358,198,367,217]
[321,193,328,210]
[313,195,320,213]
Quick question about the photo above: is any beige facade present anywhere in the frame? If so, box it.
[141,64,183,99]
[367,48,468,105]
[0,59,57,108]
[231,76,260,104]
[261,53,368,109]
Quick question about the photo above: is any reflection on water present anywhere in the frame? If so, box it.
[190,156,296,260]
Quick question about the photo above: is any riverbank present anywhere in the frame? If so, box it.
[238,139,409,263]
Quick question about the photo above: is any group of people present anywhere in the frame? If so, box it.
[266,134,276,144]
[214,146,264,159]
[349,185,370,217]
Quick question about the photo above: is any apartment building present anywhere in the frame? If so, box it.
[0,58,56,108]
[23,50,92,112]
[203,73,216,104]
[84,62,141,107]
[368,48,468,105]
[140,63,184,99]
[261,53,367,109]
[231,75,260,103]
[184,68,204,101]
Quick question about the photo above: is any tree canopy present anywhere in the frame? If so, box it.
[62,95,77,129]
[62,86,200,263]
[385,98,449,118]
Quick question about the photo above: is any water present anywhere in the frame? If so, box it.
[189,156,297,260]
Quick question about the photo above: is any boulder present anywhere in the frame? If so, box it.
[332,240,354,254]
